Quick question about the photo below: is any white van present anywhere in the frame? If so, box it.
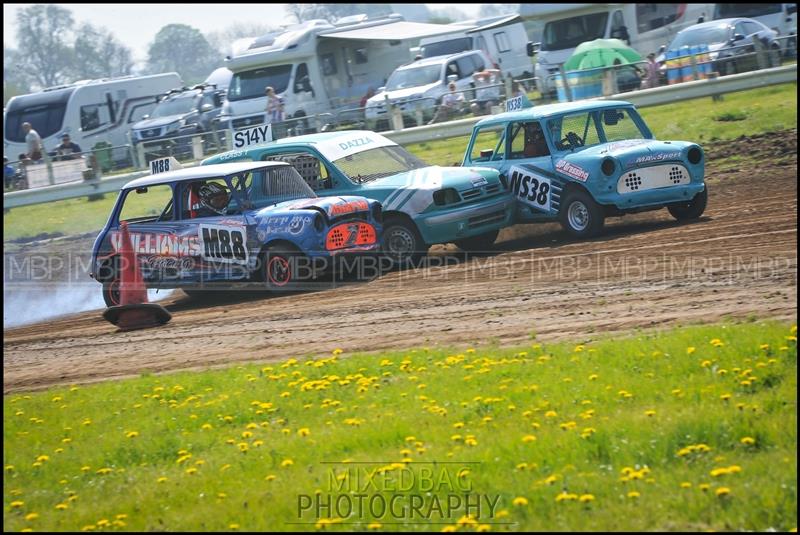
[418,15,535,80]
[220,14,456,133]
[713,4,798,54]
[526,3,713,95]
[364,50,497,128]
[4,73,182,165]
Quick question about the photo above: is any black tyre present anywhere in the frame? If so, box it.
[260,244,309,292]
[382,216,427,268]
[454,229,499,252]
[559,189,605,238]
[102,278,121,308]
[668,186,708,221]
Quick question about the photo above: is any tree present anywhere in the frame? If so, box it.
[15,4,76,88]
[206,22,277,59]
[4,45,33,104]
[286,4,393,23]
[73,23,133,80]
[147,24,222,85]
[479,4,520,18]
[427,7,468,24]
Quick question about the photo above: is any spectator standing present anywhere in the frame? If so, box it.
[428,82,465,124]
[265,86,285,124]
[54,134,83,161]
[22,122,43,162]
[643,53,661,89]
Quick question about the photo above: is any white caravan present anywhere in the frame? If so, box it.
[523,3,714,95]
[220,14,455,132]
[3,73,182,164]
[417,15,535,79]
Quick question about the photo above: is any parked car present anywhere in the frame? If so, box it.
[659,18,781,76]
[90,161,383,306]
[131,83,226,161]
[364,50,496,129]
[462,98,707,238]
[201,130,515,265]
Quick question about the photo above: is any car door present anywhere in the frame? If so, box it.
[113,182,198,286]
[455,55,478,99]
[175,177,251,283]
[503,120,559,222]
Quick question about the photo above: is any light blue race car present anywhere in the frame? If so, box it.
[202,131,515,265]
[462,99,708,237]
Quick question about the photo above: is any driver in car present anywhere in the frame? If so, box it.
[187,181,230,218]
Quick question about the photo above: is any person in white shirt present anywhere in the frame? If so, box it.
[428,83,465,124]
[22,123,43,162]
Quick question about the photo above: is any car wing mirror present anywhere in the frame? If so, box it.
[733,33,746,42]
[200,103,214,112]
[479,149,493,159]
[135,187,148,194]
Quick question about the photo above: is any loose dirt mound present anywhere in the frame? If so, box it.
[4,131,797,393]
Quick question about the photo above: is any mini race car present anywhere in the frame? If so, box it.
[90,160,383,306]
[462,97,707,237]
[201,130,515,265]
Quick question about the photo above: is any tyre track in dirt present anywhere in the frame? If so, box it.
[4,132,797,393]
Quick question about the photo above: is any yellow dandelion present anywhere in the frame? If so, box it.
[157,477,168,483]
[10,501,24,508]
[368,522,382,530]
[25,513,39,521]
[579,494,595,503]
[477,525,491,532]
[125,431,139,439]
[512,496,528,506]
[298,428,310,437]
[185,467,198,475]
[644,410,656,417]
[522,435,537,443]
[229,523,240,530]
[740,437,756,446]
[680,482,692,488]
[699,483,711,491]
[686,346,696,354]
[55,503,69,510]
[281,459,294,467]
[627,491,640,499]
[715,487,731,497]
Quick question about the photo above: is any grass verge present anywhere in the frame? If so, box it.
[3,321,797,531]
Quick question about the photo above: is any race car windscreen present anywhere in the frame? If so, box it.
[331,146,428,183]
[235,166,317,208]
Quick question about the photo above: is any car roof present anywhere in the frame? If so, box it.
[123,161,289,189]
[399,50,485,69]
[475,100,634,127]
[677,18,751,33]
[246,130,396,149]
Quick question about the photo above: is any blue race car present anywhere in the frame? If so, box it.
[201,130,515,265]
[463,98,707,237]
[90,161,383,306]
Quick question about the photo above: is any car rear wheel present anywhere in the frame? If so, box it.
[668,186,708,221]
[382,216,427,268]
[454,229,499,252]
[559,190,605,238]
[102,278,121,308]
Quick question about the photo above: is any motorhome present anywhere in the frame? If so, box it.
[4,73,182,165]
[220,14,455,133]
[713,4,797,54]
[524,4,713,95]
[417,15,535,79]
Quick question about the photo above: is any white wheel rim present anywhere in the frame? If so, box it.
[387,227,416,258]
[568,201,590,231]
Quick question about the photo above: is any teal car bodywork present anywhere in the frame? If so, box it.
[202,131,515,259]
[462,100,707,237]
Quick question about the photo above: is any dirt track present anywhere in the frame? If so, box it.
[4,131,797,393]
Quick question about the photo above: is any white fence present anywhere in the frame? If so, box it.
[4,64,797,210]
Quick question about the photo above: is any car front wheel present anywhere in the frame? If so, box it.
[382,216,427,268]
[102,278,121,308]
[668,186,708,221]
[260,244,308,292]
[559,190,605,238]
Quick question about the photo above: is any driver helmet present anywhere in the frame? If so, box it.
[198,182,229,215]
